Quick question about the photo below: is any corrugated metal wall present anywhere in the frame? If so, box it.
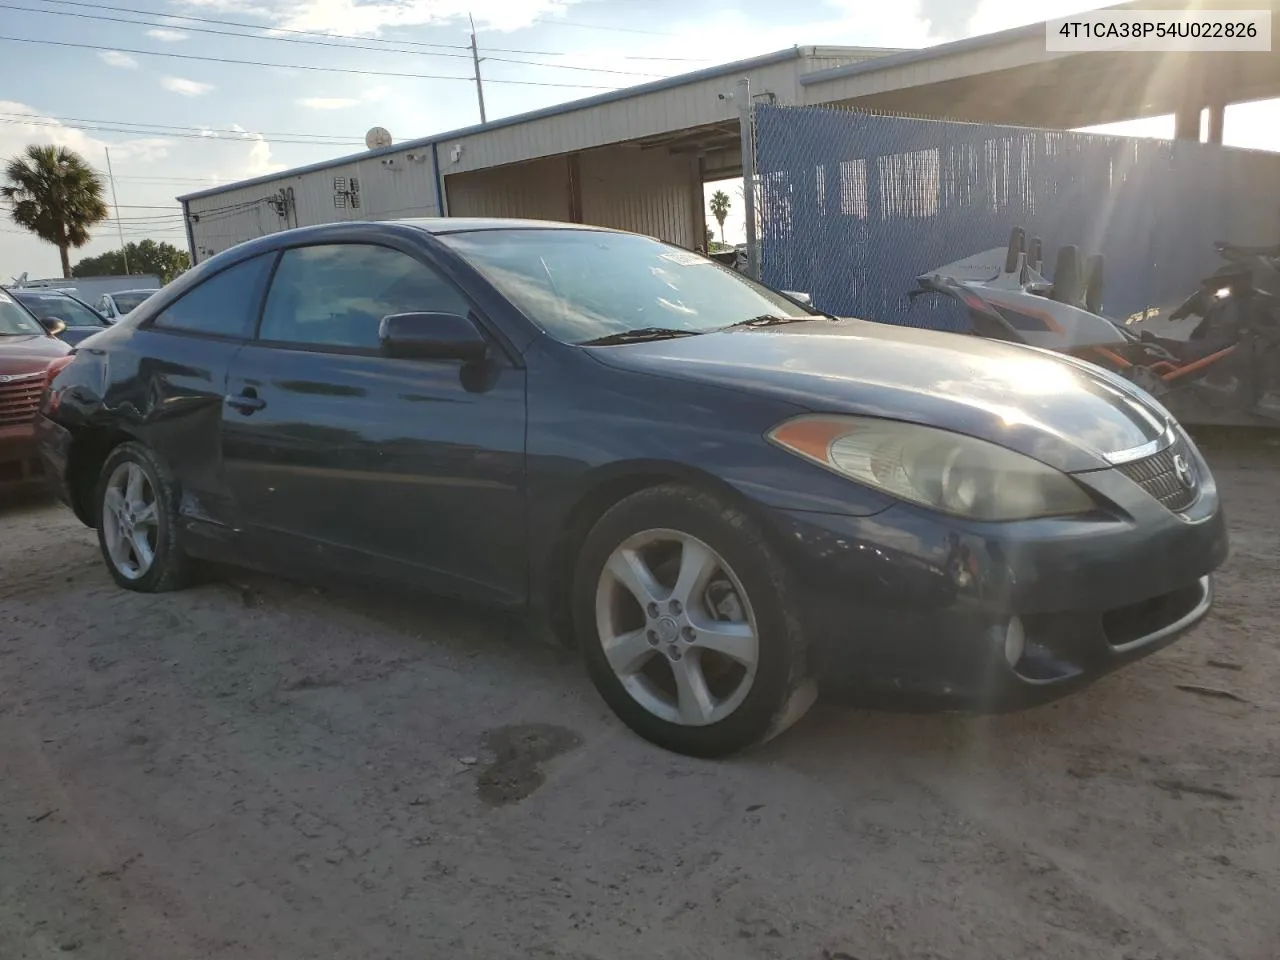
[445,144,700,247]
[444,156,572,221]
[436,50,887,176]
[580,145,699,248]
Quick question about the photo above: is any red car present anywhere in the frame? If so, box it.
[1,289,72,489]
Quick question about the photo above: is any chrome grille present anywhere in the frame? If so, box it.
[0,373,46,428]
[1115,439,1198,512]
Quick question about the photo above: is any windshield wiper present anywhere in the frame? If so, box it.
[720,314,815,330]
[580,327,705,346]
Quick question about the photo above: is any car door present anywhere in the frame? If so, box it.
[220,240,528,606]
[118,252,276,535]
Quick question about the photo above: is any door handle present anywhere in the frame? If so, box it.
[226,391,266,415]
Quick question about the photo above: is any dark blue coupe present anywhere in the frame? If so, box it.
[35,220,1228,756]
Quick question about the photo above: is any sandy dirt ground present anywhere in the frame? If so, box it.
[2,441,1278,960]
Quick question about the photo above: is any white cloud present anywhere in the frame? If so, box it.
[965,0,1111,37]
[0,101,170,164]
[98,50,139,69]
[146,28,190,41]
[161,76,215,96]
[0,100,292,277]
[179,0,580,35]
[299,96,362,110]
[243,133,286,178]
[363,86,391,103]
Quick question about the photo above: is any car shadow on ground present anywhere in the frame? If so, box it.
[213,557,1152,784]
[0,486,58,517]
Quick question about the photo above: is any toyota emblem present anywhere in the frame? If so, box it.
[1173,453,1197,490]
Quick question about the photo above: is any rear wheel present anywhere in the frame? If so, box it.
[96,442,191,592]
[574,484,815,757]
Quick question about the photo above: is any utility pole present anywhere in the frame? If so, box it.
[103,146,129,274]
[469,13,487,124]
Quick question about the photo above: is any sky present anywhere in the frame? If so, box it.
[1,0,1277,276]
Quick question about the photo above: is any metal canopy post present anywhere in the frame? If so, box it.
[737,77,760,281]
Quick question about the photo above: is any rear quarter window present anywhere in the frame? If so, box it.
[150,254,275,339]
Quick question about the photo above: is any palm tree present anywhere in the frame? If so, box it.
[708,189,731,245]
[3,145,109,278]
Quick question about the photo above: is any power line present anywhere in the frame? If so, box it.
[104,213,186,220]
[23,0,712,61]
[0,3,669,78]
[1,111,362,143]
[100,174,245,184]
[0,115,365,147]
[0,34,632,88]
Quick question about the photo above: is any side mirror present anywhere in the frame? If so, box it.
[379,312,488,362]
[43,317,67,336]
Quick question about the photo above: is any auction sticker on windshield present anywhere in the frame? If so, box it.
[659,251,712,267]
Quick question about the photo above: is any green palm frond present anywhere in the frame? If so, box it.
[3,144,109,250]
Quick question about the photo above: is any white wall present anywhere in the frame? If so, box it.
[186,145,444,263]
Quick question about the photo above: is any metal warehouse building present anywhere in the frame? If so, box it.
[179,0,1280,264]
[179,45,897,262]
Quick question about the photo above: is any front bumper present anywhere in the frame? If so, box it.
[32,414,77,510]
[0,423,45,488]
[765,439,1229,710]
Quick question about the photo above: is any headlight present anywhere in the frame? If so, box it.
[767,415,1095,521]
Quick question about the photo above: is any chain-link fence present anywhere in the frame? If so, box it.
[754,104,1280,334]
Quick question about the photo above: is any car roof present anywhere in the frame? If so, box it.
[397,218,617,235]
[112,288,160,295]
[190,218,631,275]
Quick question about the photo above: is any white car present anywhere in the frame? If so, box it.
[97,288,159,322]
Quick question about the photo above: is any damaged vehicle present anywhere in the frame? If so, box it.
[36,220,1228,757]
[912,227,1280,426]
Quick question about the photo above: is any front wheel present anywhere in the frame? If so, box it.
[95,441,192,593]
[573,484,816,757]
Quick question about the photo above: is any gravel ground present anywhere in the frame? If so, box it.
[2,442,1278,960]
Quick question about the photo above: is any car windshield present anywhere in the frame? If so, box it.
[440,229,815,344]
[114,290,156,312]
[0,291,48,336]
[15,293,104,328]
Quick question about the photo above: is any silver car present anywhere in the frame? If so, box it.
[97,288,160,322]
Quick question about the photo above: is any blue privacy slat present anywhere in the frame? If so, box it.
[754,105,1268,334]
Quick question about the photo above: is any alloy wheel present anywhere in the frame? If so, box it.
[101,461,160,581]
[594,528,760,727]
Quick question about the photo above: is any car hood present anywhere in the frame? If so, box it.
[585,318,1171,473]
[0,334,70,376]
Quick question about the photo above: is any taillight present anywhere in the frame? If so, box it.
[46,355,75,383]
[42,355,76,416]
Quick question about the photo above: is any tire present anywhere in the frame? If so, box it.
[95,441,192,593]
[1085,253,1105,314]
[573,484,816,758]
[1004,227,1025,275]
[1052,245,1082,305]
